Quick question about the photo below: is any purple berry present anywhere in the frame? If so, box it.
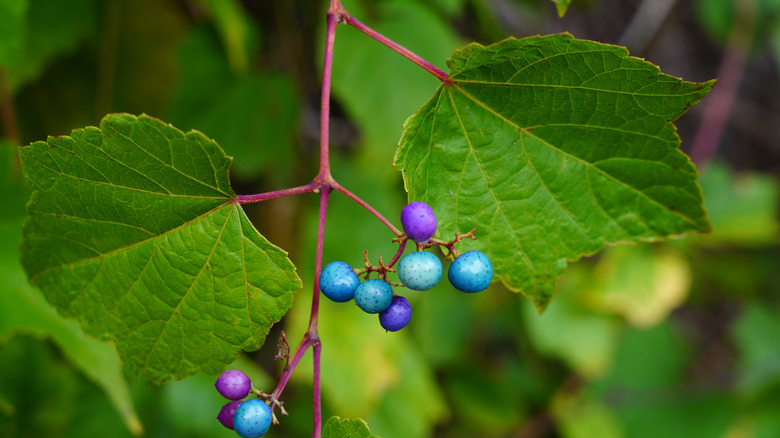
[234,399,273,438]
[217,400,244,430]
[401,201,437,242]
[379,296,412,331]
[215,369,252,400]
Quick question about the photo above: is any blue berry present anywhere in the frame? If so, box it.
[354,279,393,314]
[397,251,442,291]
[448,250,493,293]
[401,201,437,242]
[215,369,252,400]
[233,399,273,438]
[319,261,360,302]
[379,296,412,331]
[217,400,244,430]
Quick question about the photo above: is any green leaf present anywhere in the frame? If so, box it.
[331,0,461,180]
[395,34,713,311]
[522,264,620,379]
[0,0,27,69]
[554,398,623,438]
[584,244,691,328]
[323,416,380,438]
[732,304,780,398]
[5,0,99,91]
[551,0,572,17]
[697,161,779,246]
[0,144,141,435]
[168,25,299,179]
[196,0,255,74]
[19,113,301,384]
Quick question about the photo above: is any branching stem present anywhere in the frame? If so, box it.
[237,2,447,436]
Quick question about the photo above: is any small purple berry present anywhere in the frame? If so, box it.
[401,201,437,242]
[215,369,252,400]
[217,400,244,430]
[379,296,412,331]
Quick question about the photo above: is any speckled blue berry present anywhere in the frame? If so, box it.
[215,369,252,400]
[233,399,273,438]
[354,279,393,314]
[401,201,437,242]
[398,251,442,291]
[379,296,412,331]
[448,250,493,293]
[319,261,360,302]
[217,400,244,430]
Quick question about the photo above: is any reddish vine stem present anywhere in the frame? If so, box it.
[331,181,404,237]
[341,12,449,82]
[235,182,317,204]
[237,2,449,436]
[387,240,408,268]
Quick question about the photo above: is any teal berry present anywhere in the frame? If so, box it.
[354,279,393,313]
[233,399,273,438]
[319,261,360,302]
[397,251,442,291]
[448,250,493,293]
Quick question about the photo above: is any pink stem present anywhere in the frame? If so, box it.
[331,181,404,237]
[343,13,449,82]
[312,340,323,437]
[268,186,330,434]
[387,240,408,268]
[317,11,339,180]
[689,0,754,165]
[235,183,317,204]
[271,332,315,400]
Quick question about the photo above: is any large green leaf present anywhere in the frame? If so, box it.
[19,113,301,384]
[3,0,99,91]
[0,143,142,435]
[168,25,299,179]
[395,34,713,311]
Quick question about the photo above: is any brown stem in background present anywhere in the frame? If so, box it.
[689,0,755,166]
[0,69,19,144]
[94,0,121,121]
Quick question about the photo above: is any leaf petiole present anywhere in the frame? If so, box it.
[340,11,449,82]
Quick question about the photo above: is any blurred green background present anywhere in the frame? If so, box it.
[1,0,779,437]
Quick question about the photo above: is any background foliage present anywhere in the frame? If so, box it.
[1,0,779,437]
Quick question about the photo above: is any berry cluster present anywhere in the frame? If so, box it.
[215,370,274,438]
[319,201,493,332]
